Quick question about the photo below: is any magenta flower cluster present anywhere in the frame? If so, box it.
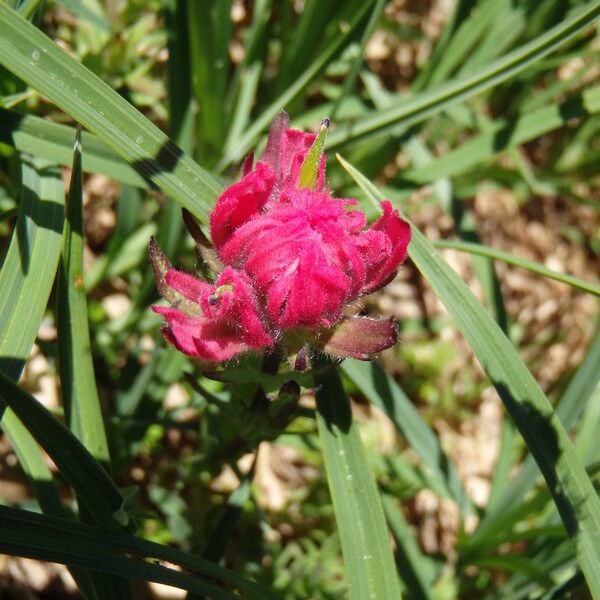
[151,113,411,364]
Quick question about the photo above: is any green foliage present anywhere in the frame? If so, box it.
[1,1,600,599]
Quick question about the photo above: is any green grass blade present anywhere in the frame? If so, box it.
[0,505,280,600]
[216,0,376,171]
[0,371,126,531]
[326,3,600,149]
[315,367,403,600]
[337,155,600,598]
[0,107,149,187]
[478,325,600,535]
[341,359,473,515]
[382,495,435,600]
[0,3,220,221]
[188,0,231,167]
[0,155,65,511]
[401,84,600,185]
[57,128,110,463]
[329,0,387,121]
[433,240,600,297]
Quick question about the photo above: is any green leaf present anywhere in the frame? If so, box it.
[326,4,600,149]
[401,84,600,185]
[382,495,435,600]
[0,505,263,600]
[0,155,65,511]
[337,154,600,598]
[0,107,148,187]
[432,239,600,297]
[341,359,473,515]
[0,371,126,531]
[298,119,328,190]
[57,127,110,462]
[0,3,220,221]
[316,367,403,600]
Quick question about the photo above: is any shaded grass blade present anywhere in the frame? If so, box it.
[0,155,65,512]
[382,494,435,600]
[316,368,403,600]
[0,3,220,221]
[337,154,600,597]
[0,371,126,531]
[341,359,473,515]
[326,4,600,149]
[0,107,148,187]
[0,504,280,600]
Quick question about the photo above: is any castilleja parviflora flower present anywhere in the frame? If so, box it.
[150,112,411,365]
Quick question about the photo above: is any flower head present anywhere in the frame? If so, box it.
[151,112,411,364]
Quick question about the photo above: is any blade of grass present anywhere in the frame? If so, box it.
[315,367,403,600]
[401,84,600,185]
[432,240,600,297]
[0,155,65,512]
[341,359,474,515]
[477,325,600,536]
[0,504,280,600]
[326,4,600,150]
[0,155,99,596]
[329,0,386,121]
[0,108,148,187]
[188,0,232,168]
[0,371,126,531]
[337,154,600,598]
[0,3,221,221]
[216,0,376,171]
[382,494,436,600]
[57,127,110,462]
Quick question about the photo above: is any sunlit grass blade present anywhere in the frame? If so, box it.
[0,155,65,510]
[433,240,600,297]
[478,325,600,535]
[382,495,435,600]
[216,0,376,171]
[188,0,231,167]
[337,154,600,597]
[223,0,272,157]
[57,127,110,462]
[0,371,126,531]
[0,504,280,600]
[401,84,600,185]
[316,368,403,600]
[0,107,148,187]
[341,359,474,515]
[0,3,220,221]
[326,3,600,149]
[329,0,386,121]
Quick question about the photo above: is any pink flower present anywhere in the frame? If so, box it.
[151,113,411,364]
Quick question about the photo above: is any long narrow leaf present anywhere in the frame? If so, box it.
[0,372,126,531]
[0,3,220,221]
[337,154,600,597]
[0,504,280,600]
[57,128,110,462]
[316,368,403,600]
[326,4,600,149]
[341,359,473,515]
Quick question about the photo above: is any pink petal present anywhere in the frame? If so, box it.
[210,162,275,252]
[359,200,411,295]
[152,306,204,356]
[319,316,398,359]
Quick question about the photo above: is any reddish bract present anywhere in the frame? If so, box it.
[151,112,411,364]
